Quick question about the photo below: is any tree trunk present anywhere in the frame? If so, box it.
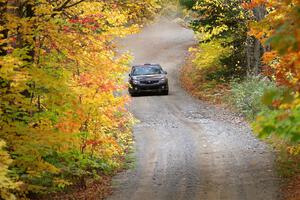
[0,1,8,56]
[246,5,266,76]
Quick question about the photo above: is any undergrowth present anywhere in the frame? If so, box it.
[229,77,276,119]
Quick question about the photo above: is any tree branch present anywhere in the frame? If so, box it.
[54,0,86,12]
[63,0,86,9]
[53,0,71,11]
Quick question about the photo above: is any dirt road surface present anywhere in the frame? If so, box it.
[108,18,281,200]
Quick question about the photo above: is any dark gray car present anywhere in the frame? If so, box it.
[128,64,169,96]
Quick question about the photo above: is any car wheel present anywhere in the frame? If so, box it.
[162,90,169,95]
[130,92,137,97]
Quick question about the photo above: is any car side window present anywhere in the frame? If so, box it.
[131,68,135,75]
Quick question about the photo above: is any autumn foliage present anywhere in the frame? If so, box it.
[0,0,160,198]
[244,0,300,142]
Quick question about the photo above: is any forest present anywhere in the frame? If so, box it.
[0,0,299,199]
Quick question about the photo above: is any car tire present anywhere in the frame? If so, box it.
[162,90,169,95]
[130,92,137,97]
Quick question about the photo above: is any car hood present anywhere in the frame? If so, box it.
[132,74,166,80]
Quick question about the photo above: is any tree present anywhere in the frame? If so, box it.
[246,0,300,142]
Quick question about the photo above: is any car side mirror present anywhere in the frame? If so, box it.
[164,71,167,74]
[129,73,131,77]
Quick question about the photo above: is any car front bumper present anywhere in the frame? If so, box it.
[129,82,168,94]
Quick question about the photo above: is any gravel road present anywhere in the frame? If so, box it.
[108,18,281,200]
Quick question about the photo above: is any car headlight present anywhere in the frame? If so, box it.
[159,77,167,83]
[133,80,139,84]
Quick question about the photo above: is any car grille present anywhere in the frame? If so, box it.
[140,80,159,84]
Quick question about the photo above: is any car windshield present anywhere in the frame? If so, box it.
[132,66,162,75]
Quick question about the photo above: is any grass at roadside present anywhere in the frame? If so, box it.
[34,176,113,200]
[275,140,300,200]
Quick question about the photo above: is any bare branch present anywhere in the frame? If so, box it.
[53,0,71,11]
[54,0,86,12]
[63,0,86,9]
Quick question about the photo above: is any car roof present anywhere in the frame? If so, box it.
[132,64,161,68]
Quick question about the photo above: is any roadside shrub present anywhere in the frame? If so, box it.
[230,76,276,119]
[180,50,231,104]
[193,39,232,75]
[190,39,234,83]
